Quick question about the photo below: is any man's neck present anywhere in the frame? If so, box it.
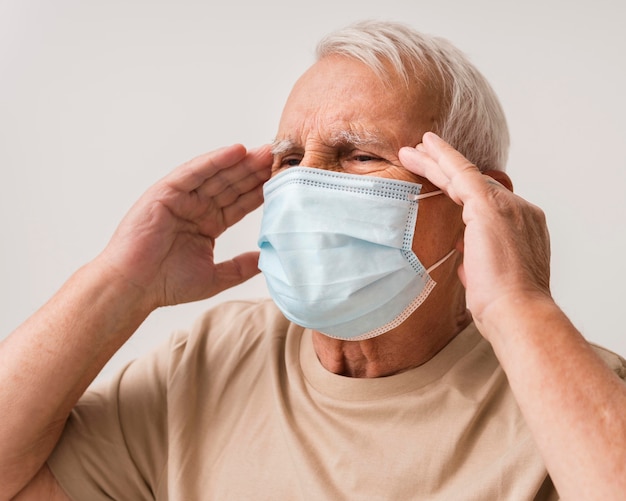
[311,302,471,378]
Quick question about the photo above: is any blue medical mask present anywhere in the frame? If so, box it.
[258,167,454,341]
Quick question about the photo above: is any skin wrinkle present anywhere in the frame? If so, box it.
[271,128,383,158]
[271,137,438,192]
[272,57,442,185]
[7,26,625,501]
[274,55,470,378]
[271,127,433,184]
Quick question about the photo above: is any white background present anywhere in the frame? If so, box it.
[1,0,625,382]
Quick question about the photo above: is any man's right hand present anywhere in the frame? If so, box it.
[1,144,272,499]
[97,143,272,311]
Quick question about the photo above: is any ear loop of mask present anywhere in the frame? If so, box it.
[427,249,456,274]
[408,188,456,274]
[408,189,444,201]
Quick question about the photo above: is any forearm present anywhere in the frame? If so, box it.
[0,259,151,496]
[482,297,626,500]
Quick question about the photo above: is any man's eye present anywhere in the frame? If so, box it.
[353,155,378,162]
[281,157,302,167]
[349,152,382,163]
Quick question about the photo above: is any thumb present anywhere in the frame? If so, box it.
[212,251,262,294]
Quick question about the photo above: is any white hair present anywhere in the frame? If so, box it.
[316,20,509,172]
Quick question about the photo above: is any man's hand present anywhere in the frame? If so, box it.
[402,132,626,499]
[98,144,272,310]
[399,132,551,335]
[0,144,272,498]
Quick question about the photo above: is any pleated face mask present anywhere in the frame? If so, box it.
[258,167,454,341]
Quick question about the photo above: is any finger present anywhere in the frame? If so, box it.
[399,145,452,191]
[209,172,266,210]
[419,132,493,204]
[219,184,266,229]
[167,144,250,193]
[211,251,262,294]
[166,144,271,193]
[199,146,272,204]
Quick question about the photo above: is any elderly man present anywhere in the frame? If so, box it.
[3,21,625,500]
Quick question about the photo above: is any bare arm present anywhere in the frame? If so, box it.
[0,144,272,499]
[399,132,626,500]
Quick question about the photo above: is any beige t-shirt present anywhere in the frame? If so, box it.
[47,299,626,500]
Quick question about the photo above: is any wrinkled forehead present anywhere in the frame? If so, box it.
[271,128,383,156]
[274,56,441,152]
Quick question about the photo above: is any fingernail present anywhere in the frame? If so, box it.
[424,131,443,144]
[399,146,418,159]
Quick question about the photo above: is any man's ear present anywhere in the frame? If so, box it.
[483,170,513,192]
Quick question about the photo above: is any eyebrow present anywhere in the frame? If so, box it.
[271,128,383,156]
[271,138,297,156]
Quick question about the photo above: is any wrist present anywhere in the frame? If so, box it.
[64,258,155,342]
[476,291,566,346]
[475,293,587,386]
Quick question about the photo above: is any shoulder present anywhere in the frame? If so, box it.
[590,343,626,380]
[194,297,288,330]
[169,298,292,377]
[190,298,290,345]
